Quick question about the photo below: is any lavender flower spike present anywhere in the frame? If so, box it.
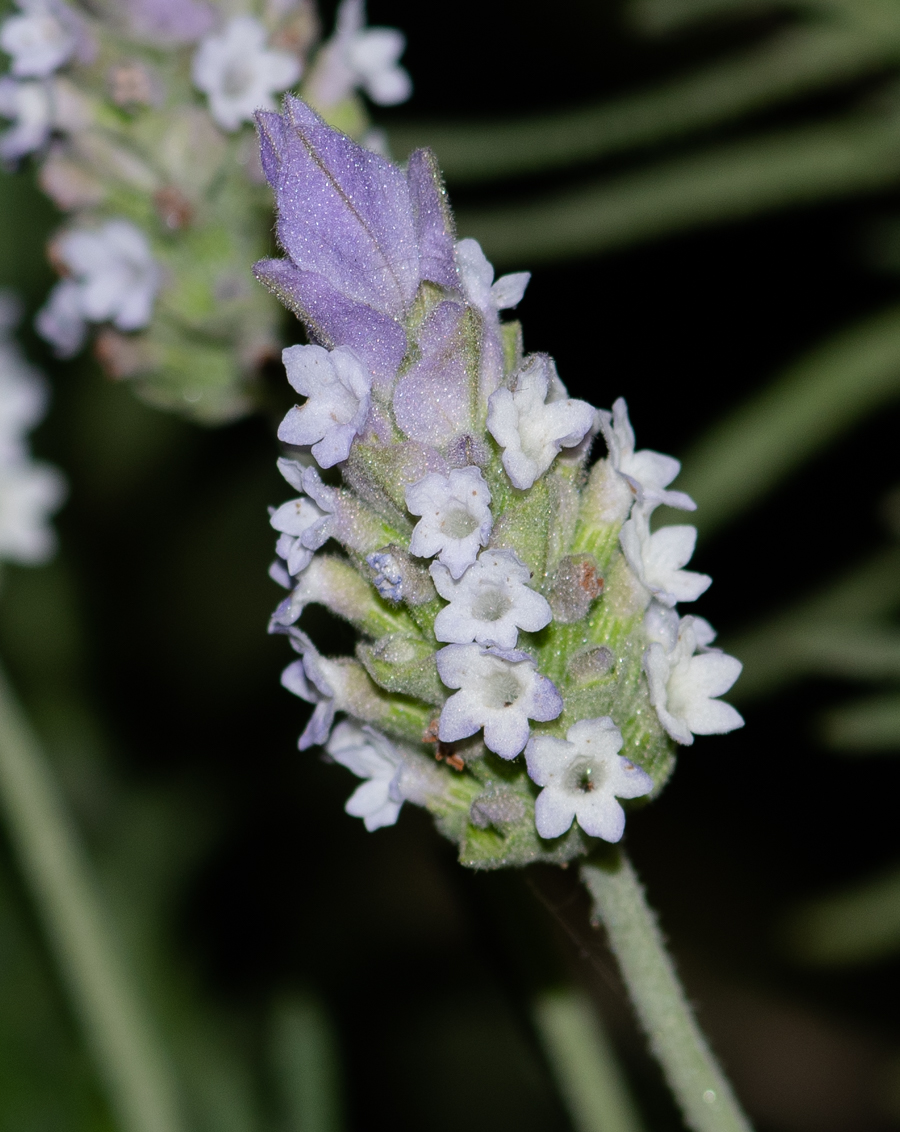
[263,111,743,869]
[254,97,458,380]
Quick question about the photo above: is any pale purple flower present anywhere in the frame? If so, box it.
[1,0,76,78]
[643,616,743,745]
[192,17,301,132]
[254,98,457,380]
[431,549,551,649]
[269,458,335,575]
[405,466,492,580]
[0,77,51,159]
[436,643,563,760]
[307,0,410,108]
[525,717,653,842]
[487,355,595,490]
[36,220,162,355]
[279,627,337,749]
[598,397,695,513]
[0,459,64,563]
[278,343,371,468]
[34,278,84,357]
[326,720,404,831]
[456,238,529,317]
[619,507,711,608]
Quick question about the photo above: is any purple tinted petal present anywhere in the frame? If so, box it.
[393,302,473,443]
[299,700,335,750]
[260,97,419,319]
[406,149,459,292]
[530,675,564,722]
[122,0,215,42]
[254,258,406,381]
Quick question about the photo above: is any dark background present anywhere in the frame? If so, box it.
[2,1,900,1128]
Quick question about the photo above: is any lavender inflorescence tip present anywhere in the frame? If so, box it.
[261,101,743,868]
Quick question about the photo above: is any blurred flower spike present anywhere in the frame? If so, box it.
[0,0,411,422]
[262,102,743,868]
[0,293,65,566]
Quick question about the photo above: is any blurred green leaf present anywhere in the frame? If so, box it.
[785,860,900,964]
[456,108,900,266]
[727,549,900,698]
[628,0,775,33]
[678,304,900,535]
[391,25,889,184]
[822,694,900,750]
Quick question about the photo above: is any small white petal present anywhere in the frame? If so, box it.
[644,618,743,745]
[436,643,562,760]
[525,717,652,842]
[431,548,551,649]
[487,355,594,490]
[597,397,696,513]
[406,466,493,580]
[192,16,301,131]
[278,344,371,469]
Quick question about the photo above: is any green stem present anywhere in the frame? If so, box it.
[532,988,646,1132]
[0,660,185,1132]
[581,852,752,1132]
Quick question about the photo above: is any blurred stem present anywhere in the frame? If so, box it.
[456,109,900,266]
[0,659,186,1132]
[581,852,752,1132]
[390,25,889,183]
[677,303,900,535]
[270,993,343,1132]
[532,988,646,1132]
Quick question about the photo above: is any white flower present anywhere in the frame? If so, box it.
[36,221,161,356]
[308,0,411,108]
[0,77,51,159]
[277,344,372,469]
[619,507,711,607]
[0,459,65,563]
[525,717,653,841]
[326,721,404,831]
[269,459,335,576]
[456,238,530,317]
[406,466,492,580]
[0,0,76,78]
[192,16,301,132]
[487,355,596,490]
[597,397,695,513]
[643,616,743,745]
[279,628,337,750]
[436,643,563,760]
[431,549,552,649]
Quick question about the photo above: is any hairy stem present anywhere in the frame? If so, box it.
[0,660,185,1132]
[581,851,752,1132]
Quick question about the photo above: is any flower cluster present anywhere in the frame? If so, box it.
[262,102,743,868]
[0,293,65,565]
[0,0,410,422]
